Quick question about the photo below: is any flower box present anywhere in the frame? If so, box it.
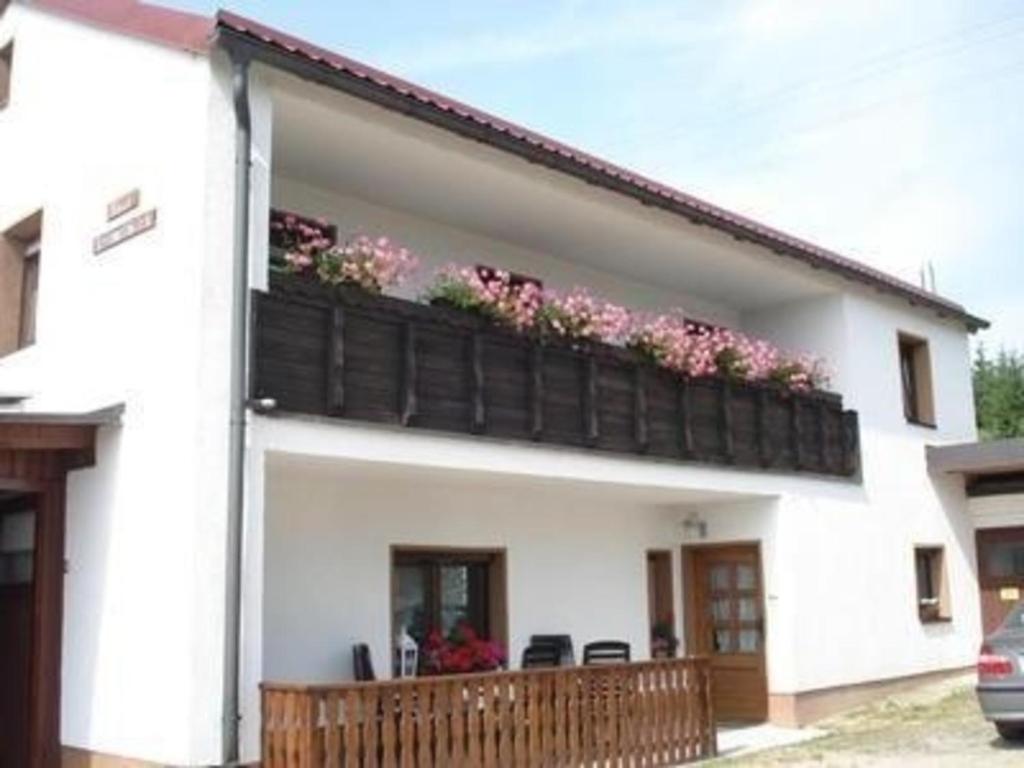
[252,273,860,478]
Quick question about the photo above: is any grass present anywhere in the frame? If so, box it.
[716,675,1024,766]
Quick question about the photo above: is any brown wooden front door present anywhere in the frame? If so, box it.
[684,543,768,722]
[976,527,1024,635]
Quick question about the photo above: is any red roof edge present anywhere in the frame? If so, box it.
[216,9,985,331]
[30,0,212,55]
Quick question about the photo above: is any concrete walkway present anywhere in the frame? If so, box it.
[715,722,825,760]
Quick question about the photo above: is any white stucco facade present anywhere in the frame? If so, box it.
[0,5,236,764]
[0,3,994,766]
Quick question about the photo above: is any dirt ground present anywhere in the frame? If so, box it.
[717,674,1024,767]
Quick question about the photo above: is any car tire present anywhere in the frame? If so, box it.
[996,722,1024,741]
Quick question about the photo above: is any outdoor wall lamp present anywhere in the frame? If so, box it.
[247,397,277,414]
[681,513,707,539]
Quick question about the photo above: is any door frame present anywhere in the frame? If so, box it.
[681,540,768,721]
[0,421,98,767]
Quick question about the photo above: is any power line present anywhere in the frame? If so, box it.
[670,53,1024,171]
[605,8,1024,153]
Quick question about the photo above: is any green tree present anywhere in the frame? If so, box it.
[973,345,1024,439]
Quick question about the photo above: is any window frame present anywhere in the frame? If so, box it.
[390,546,508,667]
[897,332,936,428]
[0,41,12,110]
[1,210,43,358]
[914,545,951,623]
[474,264,543,292]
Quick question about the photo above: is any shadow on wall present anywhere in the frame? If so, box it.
[932,470,982,644]
[61,424,122,750]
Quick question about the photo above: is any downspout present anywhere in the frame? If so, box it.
[223,50,251,766]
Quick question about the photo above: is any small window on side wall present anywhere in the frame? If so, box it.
[915,546,951,623]
[1,211,42,356]
[898,333,935,427]
[0,42,12,110]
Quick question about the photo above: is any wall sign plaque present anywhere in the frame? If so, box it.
[106,189,140,221]
[93,209,157,255]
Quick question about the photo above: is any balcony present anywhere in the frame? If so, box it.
[252,274,860,478]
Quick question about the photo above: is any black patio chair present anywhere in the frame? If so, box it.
[352,643,376,681]
[521,643,561,669]
[530,634,575,666]
[583,640,631,665]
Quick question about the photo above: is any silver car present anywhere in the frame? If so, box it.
[978,601,1024,740]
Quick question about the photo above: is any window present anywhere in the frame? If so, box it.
[915,546,950,623]
[391,547,507,658]
[976,528,1024,584]
[898,333,935,426]
[0,42,11,110]
[0,496,35,587]
[1,210,42,357]
[19,239,39,348]
[475,265,542,292]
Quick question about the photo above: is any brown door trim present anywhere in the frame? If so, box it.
[31,481,66,767]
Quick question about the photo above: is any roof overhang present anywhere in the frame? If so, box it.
[0,404,122,467]
[926,439,1024,475]
[214,11,988,334]
[927,439,1024,498]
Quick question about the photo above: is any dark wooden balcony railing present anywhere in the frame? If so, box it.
[261,657,716,767]
[252,274,860,477]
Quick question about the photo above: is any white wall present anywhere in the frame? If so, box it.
[839,292,976,441]
[247,409,980,714]
[272,177,742,329]
[743,289,983,692]
[262,459,690,685]
[0,6,235,765]
[241,413,862,751]
[774,475,978,693]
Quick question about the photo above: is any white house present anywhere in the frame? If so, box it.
[0,1,1013,766]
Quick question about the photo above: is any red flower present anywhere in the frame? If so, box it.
[420,621,506,676]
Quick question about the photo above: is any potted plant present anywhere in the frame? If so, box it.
[423,264,542,332]
[535,286,630,347]
[421,622,506,675]
[279,232,418,295]
[650,618,679,659]
[269,209,335,270]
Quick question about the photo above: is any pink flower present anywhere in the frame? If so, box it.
[316,234,419,293]
[538,287,630,344]
[426,264,542,331]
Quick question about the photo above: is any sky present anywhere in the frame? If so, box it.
[172,0,1022,351]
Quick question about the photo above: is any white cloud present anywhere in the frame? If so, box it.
[736,0,886,42]
[365,0,1018,344]
[379,2,721,74]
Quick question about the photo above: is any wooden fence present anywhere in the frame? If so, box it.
[262,658,716,767]
[253,274,860,478]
